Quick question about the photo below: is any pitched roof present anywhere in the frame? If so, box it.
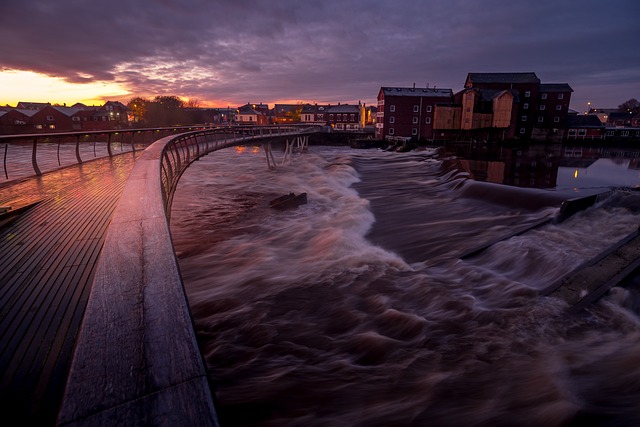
[380,87,453,97]
[566,115,604,128]
[326,104,360,114]
[50,105,84,116]
[466,72,540,85]
[540,83,573,92]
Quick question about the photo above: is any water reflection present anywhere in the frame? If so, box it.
[439,143,640,192]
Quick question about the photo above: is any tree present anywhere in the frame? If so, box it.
[127,97,149,125]
[618,98,640,113]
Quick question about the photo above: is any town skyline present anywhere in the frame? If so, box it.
[1,0,639,111]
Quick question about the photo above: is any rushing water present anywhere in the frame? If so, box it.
[170,143,640,427]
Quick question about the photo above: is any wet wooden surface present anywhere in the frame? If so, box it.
[0,152,138,425]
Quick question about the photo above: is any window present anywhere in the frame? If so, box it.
[568,129,577,136]
[523,103,529,110]
[606,130,614,136]
[558,94,564,100]
[412,128,418,135]
[554,117,560,123]
[49,124,56,129]
[522,116,527,121]
[46,115,54,121]
[337,114,342,121]
[72,116,80,122]
[412,117,418,124]
[426,117,431,124]
[413,105,419,112]
[538,117,544,122]
[390,105,395,112]
[389,116,395,124]
[541,93,547,100]
[622,130,630,137]
[350,114,355,121]
[540,105,546,111]
[330,114,334,121]
[520,128,526,134]
[525,91,531,98]
[556,105,562,111]
[426,105,432,112]
[578,129,587,136]
[388,128,394,135]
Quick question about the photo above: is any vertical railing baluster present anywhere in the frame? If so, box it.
[32,137,42,176]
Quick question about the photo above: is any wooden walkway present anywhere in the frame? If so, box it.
[0,153,138,425]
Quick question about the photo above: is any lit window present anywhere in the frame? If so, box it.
[390,105,396,112]
[413,105,419,112]
[412,117,418,124]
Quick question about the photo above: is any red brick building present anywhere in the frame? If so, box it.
[376,86,454,140]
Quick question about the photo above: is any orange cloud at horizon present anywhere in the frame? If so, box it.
[0,69,132,107]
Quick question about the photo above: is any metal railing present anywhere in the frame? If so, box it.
[0,125,213,180]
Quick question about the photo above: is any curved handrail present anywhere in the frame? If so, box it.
[57,125,311,426]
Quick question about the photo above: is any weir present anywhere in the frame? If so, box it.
[56,125,315,426]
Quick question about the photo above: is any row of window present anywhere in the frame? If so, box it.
[523,103,564,111]
[386,128,420,136]
[388,116,432,125]
[522,116,562,123]
[329,113,357,121]
[523,92,564,99]
[388,105,433,113]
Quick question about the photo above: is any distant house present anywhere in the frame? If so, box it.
[565,114,605,141]
[30,105,84,132]
[377,86,453,140]
[236,103,268,125]
[0,101,131,134]
[273,104,302,124]
[0,109,37,134]
[326,103,364,131]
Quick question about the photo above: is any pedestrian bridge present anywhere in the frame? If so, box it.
[0,125,316,426]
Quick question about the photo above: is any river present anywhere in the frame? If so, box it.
[170,143,640,426]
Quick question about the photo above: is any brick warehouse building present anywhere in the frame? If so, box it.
[376,85,454,140]
[377,72,573,143]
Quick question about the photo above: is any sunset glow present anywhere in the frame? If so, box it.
[0,69,130,106]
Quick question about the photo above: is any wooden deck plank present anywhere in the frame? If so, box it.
[0,152,138,426]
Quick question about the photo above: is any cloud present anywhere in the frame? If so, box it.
[0,0,638,108]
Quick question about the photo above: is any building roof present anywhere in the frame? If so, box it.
[380,87,453,97]
[540,83,573,92]
[566,115,604,128]
[465,72,540,86]
[326,104,360,114]
[50,105,85,116]
[237,104,262,115]
[16,101,51,110]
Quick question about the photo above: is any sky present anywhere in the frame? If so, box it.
[1,0,639,111]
